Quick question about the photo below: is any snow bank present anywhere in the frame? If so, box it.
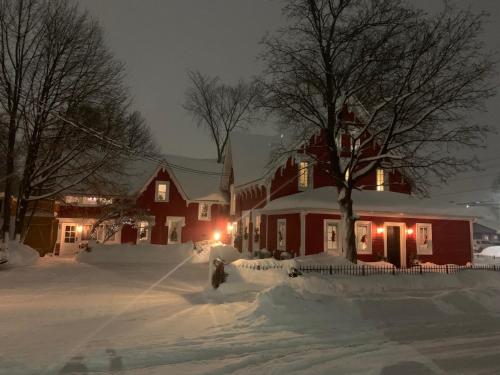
[1,241,39,267]
[480,246,500,257]
[76,242,195,265]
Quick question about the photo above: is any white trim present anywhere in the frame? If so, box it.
[416,223,433,255]
[155,180,170,202]
[356,221,372,255]
[383,222,407,267]
[300,212,306,256]
[166,216,185,244]
[277,218,286,251]
[323,219,340,252]
[230,184,236,216]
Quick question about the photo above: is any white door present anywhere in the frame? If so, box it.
[59,223,80,257]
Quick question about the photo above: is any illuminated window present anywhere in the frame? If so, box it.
[298,161,309,190]
[376,169,385,191]
[324,220,338,251]
[277,219,286,250]
[138,221,150,242]
[356,221,372,254]
[198,203,211,221]
[155,181,169,202]
[416,223,433,255]
[64,225,76,243]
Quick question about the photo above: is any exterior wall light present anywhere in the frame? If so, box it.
[407,228,414,235]
[213,231,222,241]
[376,227,385,235]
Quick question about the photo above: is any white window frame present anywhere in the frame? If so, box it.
[230,184,236,216]
[198,202,211,221]
[324,219,339,252]
[64,225,76,243]
[355,221,372,254]
[155,181,170,202]
[298,160,310,191]
[254,214,261,243]
[277,219,286,251]
[416,223,433,255]
[138,221,151,243]
[376,168,385,191]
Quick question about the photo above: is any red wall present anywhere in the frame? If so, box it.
[136,168,229,245]
[266,213,301,256]
[265,213,472,265]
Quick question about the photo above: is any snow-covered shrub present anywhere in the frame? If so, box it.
[255,249,272,259]
[280,251,292,260]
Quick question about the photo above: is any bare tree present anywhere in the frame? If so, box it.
[0,1,157,249]
[259,0,496,263]
[183,70,259,163]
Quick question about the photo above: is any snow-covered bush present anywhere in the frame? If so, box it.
[254,249,272,259]
[280,251,292,260]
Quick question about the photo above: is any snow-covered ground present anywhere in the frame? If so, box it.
[2,244,500,374]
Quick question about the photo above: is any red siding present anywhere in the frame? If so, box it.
[136,168,229,245]
[266,212,472,266]
[266,214,301,256]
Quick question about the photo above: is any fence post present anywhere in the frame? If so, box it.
[362,265,365,276]
[419,265,423,275]
[392,266,396,275]
[446,265,449,274]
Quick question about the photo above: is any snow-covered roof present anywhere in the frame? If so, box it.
[162,154,227,202]
[122,155,226,203]
[229,132,281,187]
[260,186,497,222]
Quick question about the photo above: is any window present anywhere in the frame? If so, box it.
[298,161,310,190]
[198,203,211,221]
[169,222,180,244]
[230,185,236,216]
[324,220,338,251]
[138,221,150,242]
[356,221,372,254]
[376,168,385,191]
[155,181,169,202]
[416,223,433,255]
[64,225,76,243]
[254,215,261,243]
[277,219,286,251]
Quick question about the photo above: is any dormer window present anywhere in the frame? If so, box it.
[376,168,385,191]
[298,161,310,190]
[155,181,169,202]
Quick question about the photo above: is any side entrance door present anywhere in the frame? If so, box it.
[385,223,406,268]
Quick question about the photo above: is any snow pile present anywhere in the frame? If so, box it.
[1,241,39,267]
[480,246,500,257]
[76,242,195,265]
[191,240,220,264]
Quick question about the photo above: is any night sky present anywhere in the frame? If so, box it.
[75,0,500,198]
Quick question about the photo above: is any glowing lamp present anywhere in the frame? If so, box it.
[407,228,414,235]
[76,225,83,233]
[376,227,385,235]
[213,231,222,241]
[227,223,234,232]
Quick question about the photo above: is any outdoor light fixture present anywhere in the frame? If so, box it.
[227,223,234,232]
[376,227,384,235]
[76,225,83,233]
[213,231,222,241]
[407,228,414,235]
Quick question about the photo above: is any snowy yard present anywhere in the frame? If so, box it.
[2,245,500,374]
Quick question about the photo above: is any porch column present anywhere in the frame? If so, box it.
[300,212,306,257]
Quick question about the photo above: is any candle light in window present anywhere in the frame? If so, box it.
[376,227,384,235]
[407,228,414,235]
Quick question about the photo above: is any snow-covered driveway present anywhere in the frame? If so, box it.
[2,248,500,374]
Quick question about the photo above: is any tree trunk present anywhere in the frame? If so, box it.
[338,189,357,264]
[1,115,18,246]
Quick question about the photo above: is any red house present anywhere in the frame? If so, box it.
[55,155,229,256]
[224,126,485,267]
